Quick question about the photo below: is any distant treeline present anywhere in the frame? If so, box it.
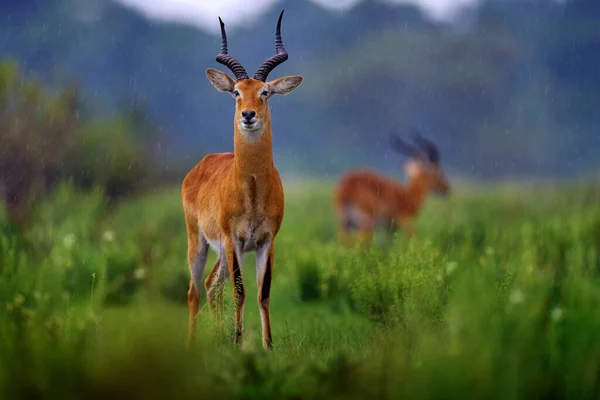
[0,59,187,225]
[1,0,599,179]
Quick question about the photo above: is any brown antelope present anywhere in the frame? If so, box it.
[334,130,450,245]
[181,10,302,349]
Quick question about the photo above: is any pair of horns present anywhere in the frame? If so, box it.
[216,10,288,82]
[389,128,440,164]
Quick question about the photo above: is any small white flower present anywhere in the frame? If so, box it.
[102,230,115,243]
[509,288,524,304]
[63,234,76,249]
[134,268,146,280]
[446,262,457,275]
[550,306,564,323]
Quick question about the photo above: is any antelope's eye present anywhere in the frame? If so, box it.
[233,90,240,97]
[261,90,269,97]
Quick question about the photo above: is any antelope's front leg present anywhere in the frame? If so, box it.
[397,217,415,238]
[225,237,245,345]
[256,239,274,350]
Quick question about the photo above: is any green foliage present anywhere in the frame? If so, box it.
[63,117,147,199]
[0,58,79,221]
[0,180,600,398]
[0,58,161,224]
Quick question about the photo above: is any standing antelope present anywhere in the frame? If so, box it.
[181,10,303,349]
[334,130,450,245]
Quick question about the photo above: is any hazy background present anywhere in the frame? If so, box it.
[1,0,599,217]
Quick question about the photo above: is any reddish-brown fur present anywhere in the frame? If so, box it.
[182,62,302,348]
[334,158,449,245]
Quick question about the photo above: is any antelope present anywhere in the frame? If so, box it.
[182,11,302,349]
[181,10,302,349]
[334,130,450,245]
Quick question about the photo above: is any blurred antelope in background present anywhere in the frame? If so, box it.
[334,130,450,245]
[181,10,303,349]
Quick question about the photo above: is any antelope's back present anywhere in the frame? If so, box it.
[334,169,398,217]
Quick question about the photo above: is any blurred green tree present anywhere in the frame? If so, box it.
[0,59,160,226]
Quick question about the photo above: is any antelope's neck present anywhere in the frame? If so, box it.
[233,125,274,184]
[402,175,429,214]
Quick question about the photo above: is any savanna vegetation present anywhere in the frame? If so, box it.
[1,177,600,399]
[2,1,600,398]
[0,59,183,225]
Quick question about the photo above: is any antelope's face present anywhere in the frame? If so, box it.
[206,71,303,140]
[405,159,450,196]
[390,130,450,197]
[233,79,269,133]
[205,10,302,141]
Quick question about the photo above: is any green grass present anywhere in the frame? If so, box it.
[1,178,600,399]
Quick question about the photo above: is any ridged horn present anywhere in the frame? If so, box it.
[411,128,440,164]
[253,10,289,82]
[215,16,249,81]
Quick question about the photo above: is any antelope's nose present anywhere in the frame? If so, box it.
[241,110,256,121]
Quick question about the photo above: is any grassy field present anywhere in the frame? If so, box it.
[1,178,600,399]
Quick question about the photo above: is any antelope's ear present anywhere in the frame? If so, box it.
[206,68,236,93]
[267,75,303,96]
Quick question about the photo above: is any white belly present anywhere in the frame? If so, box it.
[200,218,269,254]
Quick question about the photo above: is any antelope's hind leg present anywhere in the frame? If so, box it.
[338,206,359,247]
[338,216,354,247]
[338,205,374,248]
[357,225,374,248]
[186,219,209,345]
[204,250,229,320]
